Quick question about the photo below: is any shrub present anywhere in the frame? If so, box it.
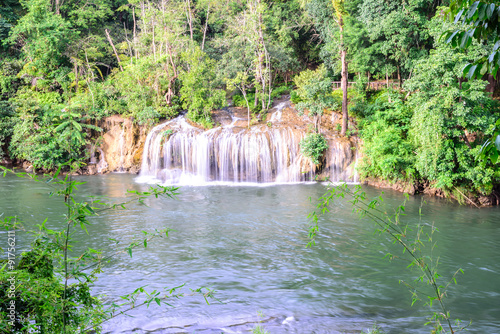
[135,106,161,127]
[358,93,416,182]
[300,133,329,165]
[270,84,292,99]
[292,66,338,127]
[290,90,301,104]
[180,47,226,127]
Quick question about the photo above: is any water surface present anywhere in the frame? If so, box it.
[1,173,499,333]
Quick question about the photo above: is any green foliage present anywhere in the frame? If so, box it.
[0,238,103,333]
[6,89,101,170]
[252,325,270,334]
[270,84,292,99]
[179,47,226,128]
[293,65,338,117]
[353,14,500,197]
[478,118,500,165]
[232,93,267,114]
[444,1,500,79]
[0,101,16,159]
[405,29,499,194]
[358,93,416,182]
[135,106,161,127]
[299,133,329,165]
[290,90,301,104]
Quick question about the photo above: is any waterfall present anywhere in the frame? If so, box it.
[269,101,286,122]
[324,141,358,183]
[138,115,357,185]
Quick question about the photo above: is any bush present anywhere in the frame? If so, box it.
[290,90,301,104]
[135,106,161,127]
[180,47,226,128]
[270,84,292,99]
[358,93,416,182]
[292,65,338,122]
[0,101,15,159]
[232,93,267,115]
[300,133,329,165]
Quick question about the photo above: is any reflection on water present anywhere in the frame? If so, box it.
[0,173,499,333]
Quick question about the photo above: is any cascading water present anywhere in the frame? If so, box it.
[138,109,358,185]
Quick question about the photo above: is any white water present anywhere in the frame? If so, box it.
[138,115,357,185]
[269,102,286,122]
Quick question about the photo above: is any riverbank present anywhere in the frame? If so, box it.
[2,98,498,206]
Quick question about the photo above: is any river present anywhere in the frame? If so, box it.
[1,173,499,333]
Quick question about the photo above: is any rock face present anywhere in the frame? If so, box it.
[87,116,148,175]
[85,101,358,183]
[137,101,358,184]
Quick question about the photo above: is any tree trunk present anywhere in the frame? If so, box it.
[331,0,348,136]
[386,65,389,87]
[152,14,156,61]
[340,47,348,136]
[201,3,210,50]
[338,11,348,136]
[105,29,124,72]
[185,0,194,41]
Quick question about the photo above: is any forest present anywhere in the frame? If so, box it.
[1,0,500,200]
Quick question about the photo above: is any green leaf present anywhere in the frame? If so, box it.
[488,50,498,64]
[445,30,459,44]
[490,147,498,164]
[462,63,472,78]
[480,62,488,76]
[478,2,486,20]
[495,135,500,151]
[467,1,479,19]
[460,32,470,49]
[467,64,478,79]
[492,65,499,79]
[454,8,465,23]
[487,3,495,19]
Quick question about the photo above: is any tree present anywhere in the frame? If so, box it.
[301,0,349,135]
[331,0,349,136]
[405,18,499,194]
[179,47,226,128]
[444,0,500,165]
[445,0,500,79]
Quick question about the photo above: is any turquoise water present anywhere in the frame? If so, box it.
[1,173,499,333]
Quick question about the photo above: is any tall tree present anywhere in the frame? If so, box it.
[302,0,349,135]
[331,0,348,135]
